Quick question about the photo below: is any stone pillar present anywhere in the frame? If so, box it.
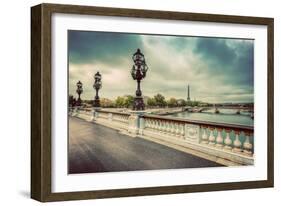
[91,107,101,121]
[128,114,139,135]
[108,113,113,122]
[139,116,145,135]
[184,123,200,143]
[73,107,81,117]
[127,111,146,135]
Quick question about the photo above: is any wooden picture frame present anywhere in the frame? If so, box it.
[31,3,274,202]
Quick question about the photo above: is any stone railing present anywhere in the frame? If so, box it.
[97,110,130,130]
[69,107,93,121]
[69,108,254,166]
[70,107,130,131]
[139,115,254,165]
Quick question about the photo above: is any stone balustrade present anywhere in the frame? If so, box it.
[141,115,254,165]
[71,108,130,131]
[69,108,254,165]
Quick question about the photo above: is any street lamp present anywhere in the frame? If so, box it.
[131,48,148,110]
[93,71,102,107]
[76,80,83,106]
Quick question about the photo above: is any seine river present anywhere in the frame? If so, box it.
[167,109,253,126]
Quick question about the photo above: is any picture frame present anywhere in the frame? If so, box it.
[31,3,274,202]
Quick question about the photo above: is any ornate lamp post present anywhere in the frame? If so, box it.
[93,71,102,107]
[76,80,83,106]
[131,48,148,110]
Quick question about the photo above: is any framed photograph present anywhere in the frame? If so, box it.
[31,3,274,202]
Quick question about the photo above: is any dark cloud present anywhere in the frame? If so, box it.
[194,38,254,86]
[194,38,236,65]
[68,30,142,65]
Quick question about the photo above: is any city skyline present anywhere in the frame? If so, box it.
[68,30,254,103]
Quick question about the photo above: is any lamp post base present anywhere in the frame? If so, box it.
[76,99,82,107]
[93,99,100,107]
[133,96,145,111]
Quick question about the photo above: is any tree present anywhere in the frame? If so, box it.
[154,93,166,107]
[187,100,200,107]
[83,99,94,105]
[177,99,187,107]
[100,98,114,108]
[124,95,134,108]
[167,98,177,107]
[147,97,157,107]
[115,96,125,108]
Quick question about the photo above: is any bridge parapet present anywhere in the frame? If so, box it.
[70,107,130,130]
[69,107,254,166]
[141,114,254,165]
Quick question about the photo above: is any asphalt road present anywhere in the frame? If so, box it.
[68,117,222,174]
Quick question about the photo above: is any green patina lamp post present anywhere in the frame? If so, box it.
[131,48,148,110]
[93,71,102,107]
[76,80,83,106]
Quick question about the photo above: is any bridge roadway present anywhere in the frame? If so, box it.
[69,117,222,174]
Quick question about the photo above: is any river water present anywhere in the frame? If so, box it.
[167,109,253,126]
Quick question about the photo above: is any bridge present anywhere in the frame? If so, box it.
[69,117,221,173]
[69,107,254,171]
[182,105,254,115]
[147,105,254,116]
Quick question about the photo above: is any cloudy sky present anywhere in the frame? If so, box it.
[68,30,254,103]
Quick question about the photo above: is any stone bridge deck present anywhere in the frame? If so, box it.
[69,117,222,174]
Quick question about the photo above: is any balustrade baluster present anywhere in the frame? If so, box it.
[201,127,209,144]
[144,119,148,129]
[155,120,158,130]
[151,120,155,130]
[223,129,232,150]
[208,128,216,146]
[233,131,242,153]
[157,120,161,131]
[168,122,172,134]
[155,120,159,131]
[173,123,177,136]
[159,120,164,133]
[151,119,155,130]
[170,122,175,135]
[180,123,185,137]
[169,122,173,134]
[161,120,165,132]
[160,120,165,132]
[149,119,152,129]
[164,121,169,133]
[215,128,223,148]
[243,132,253,155]
[177,123,181,136]
[165,121,168,133]
[154,120,158,130]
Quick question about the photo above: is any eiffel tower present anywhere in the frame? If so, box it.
[187,84,190,101]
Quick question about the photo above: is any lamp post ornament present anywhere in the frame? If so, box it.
[131,48,148,110]
[93,71,102,107]
[76,80,83,106]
